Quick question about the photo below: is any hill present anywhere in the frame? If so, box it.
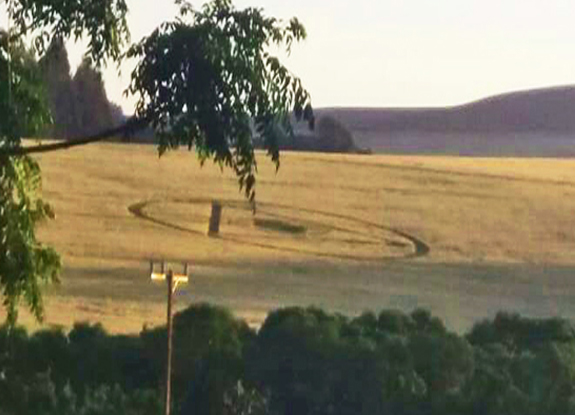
[317,85,575,156]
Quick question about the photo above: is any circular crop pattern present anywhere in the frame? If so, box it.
[128,198,429,261]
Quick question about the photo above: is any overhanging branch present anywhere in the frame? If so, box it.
[0,117,150,156]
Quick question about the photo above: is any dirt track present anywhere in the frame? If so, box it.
[128,198,431,261]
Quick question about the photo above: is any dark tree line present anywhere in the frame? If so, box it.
[2,304,575,415]
[38,39,126,140]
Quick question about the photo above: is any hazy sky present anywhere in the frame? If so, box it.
[3,0,575,113]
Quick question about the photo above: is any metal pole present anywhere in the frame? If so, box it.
[165,269,174,415]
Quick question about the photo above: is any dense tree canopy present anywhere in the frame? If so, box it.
[4,305,575,415]
[0,0,313,324]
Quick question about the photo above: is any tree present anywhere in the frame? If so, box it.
[38,38,77,139]
[316,115,356,153]
[40,39,128,138]
[0,0,313,324]
[140,303,255,407]
[73,58,114,136]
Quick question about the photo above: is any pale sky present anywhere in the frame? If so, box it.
[3,0,575,113]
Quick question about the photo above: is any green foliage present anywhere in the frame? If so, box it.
[126,0,314,201]
[218,381,270,415]
[180,355,255,415]
[0,323,161,415]
[66,322,157,394]
[10,0,129,64]
[0,373,161,415]
[348,309,446,344]
[141,303,255,408]
[411,308,447,335]
[0,32,51,142]
[0,154,61,324]
[0,35,60,325]
[76,385,162,415]
[248,307,428,415]
[4,307,575,414]
[171,303,255,359]
[409,333,474,394]
[2,0,128,325]
[463,314,575,415]
[467,312,575,352]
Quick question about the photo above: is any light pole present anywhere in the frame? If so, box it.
[150,260,189,415]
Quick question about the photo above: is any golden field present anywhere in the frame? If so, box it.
[6,142,575,333]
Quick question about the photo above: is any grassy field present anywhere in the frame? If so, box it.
[6,142,575,333]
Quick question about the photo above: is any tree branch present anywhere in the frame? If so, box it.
[1,117,150,156]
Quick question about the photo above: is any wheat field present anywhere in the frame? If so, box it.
[6,142,575,333]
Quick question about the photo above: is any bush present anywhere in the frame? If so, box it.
[316,115,357,153]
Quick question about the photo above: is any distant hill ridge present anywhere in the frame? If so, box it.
[130,85,575,156]
[317,85,575,135]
